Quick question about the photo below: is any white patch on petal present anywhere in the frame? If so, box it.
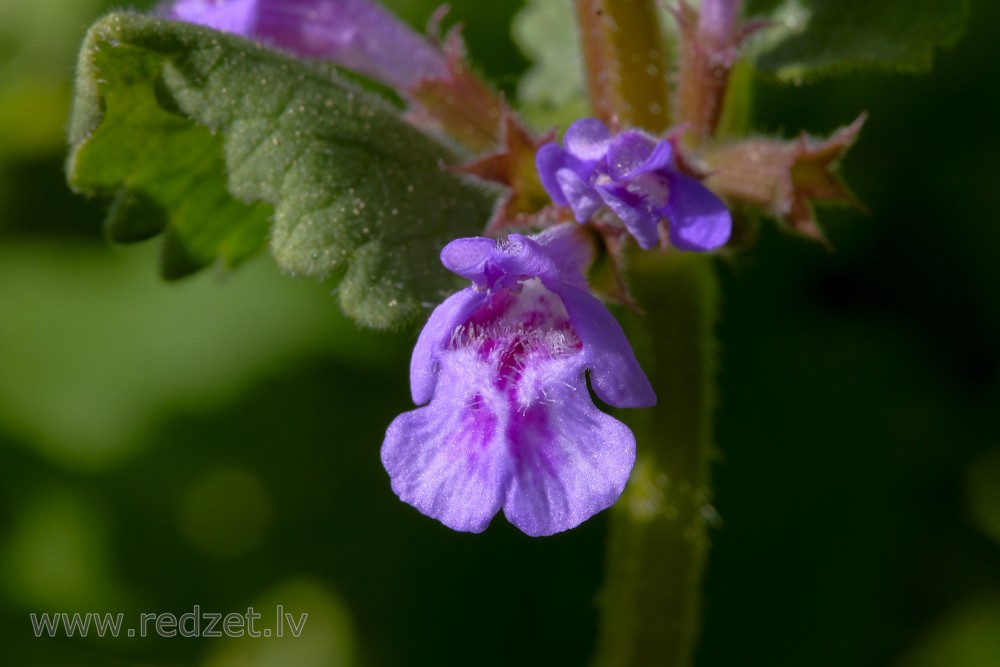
[626,172,671,210]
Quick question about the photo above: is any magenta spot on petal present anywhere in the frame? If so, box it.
[522,310,544,328]
[460,393,498,469]
[465,289,516,327]
[451,279,584,397]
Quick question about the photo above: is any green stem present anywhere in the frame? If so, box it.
[573,0,671,132]
[594,251,719,667]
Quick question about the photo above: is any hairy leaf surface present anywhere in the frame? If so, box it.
[68,13,494,328]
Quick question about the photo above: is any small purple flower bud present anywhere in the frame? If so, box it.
[381,225,654,536]
[698,0,743,49]
[163,0,448,90]
[537,118,732,251]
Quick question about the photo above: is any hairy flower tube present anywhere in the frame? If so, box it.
[537,118,732,251]
[163,0,448,90]
[381,226,655,536]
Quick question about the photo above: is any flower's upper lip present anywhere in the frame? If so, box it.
[606,132,674,180]
[562,117,613,161]
[424,227,655,410]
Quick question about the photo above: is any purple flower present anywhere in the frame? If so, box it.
[163,0,448,90]
[381,225,654,536]
[536,118,732,251]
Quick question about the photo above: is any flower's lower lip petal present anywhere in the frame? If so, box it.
[555,285,656,409]
[536,143,572,205]
[503,380,636,537]
[382,392,511,534]
[598,186,661,249]
[555,168,602,223]
[665,172,732,251]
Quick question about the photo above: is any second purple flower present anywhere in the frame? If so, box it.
[536,118,732,251]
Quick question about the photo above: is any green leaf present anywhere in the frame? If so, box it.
[68,12,495,328]
[751,0,970,82]
[511,0,587,127]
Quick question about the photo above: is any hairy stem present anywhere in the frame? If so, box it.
[573,0,671,132]
[675,0,743,147]
[594,251,719,667]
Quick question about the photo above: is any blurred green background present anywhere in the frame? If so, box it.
[1,0,998,665]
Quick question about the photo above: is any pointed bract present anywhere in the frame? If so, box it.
[703,114,867,244]
[403,27,507,153]
[457,112,555,230]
